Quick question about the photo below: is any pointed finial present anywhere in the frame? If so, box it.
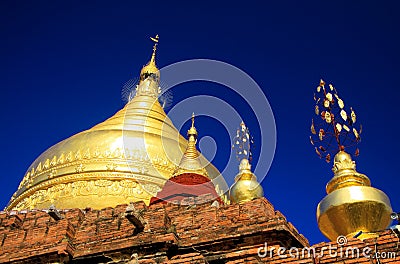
[173,113,207,177]
[188,112,198,138]
[139,34,160,84]
[149,34,159,64]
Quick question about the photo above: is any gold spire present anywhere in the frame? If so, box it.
[135,35,160,97]
[173,113,208,177]
[182,113,199,160]
[139,34,160,87]
[187,112,197,143]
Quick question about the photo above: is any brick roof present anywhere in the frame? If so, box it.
[0,196,398,263]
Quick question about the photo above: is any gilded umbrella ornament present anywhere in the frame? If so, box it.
[229,122,263,204]
[311,79,392,241]
[310,79,362,162]
[232,121,254,163]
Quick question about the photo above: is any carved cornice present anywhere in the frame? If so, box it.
[8,173,163,210]
[16,147,177,192]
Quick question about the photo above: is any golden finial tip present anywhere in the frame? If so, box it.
[150,35,159,54]
[173,112,207,177]
[191,113,195,128]
[320,79,325,86]
[188,113,197,137]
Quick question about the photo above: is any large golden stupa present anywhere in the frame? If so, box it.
[6,37,225,210]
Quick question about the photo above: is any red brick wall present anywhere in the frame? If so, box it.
[0,197,398,263]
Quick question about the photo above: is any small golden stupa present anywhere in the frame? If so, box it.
[149,114,225,205]
[312,80,392,241]
[229,158,264,204]
[172,113,208,177]
[229,122,264,204]
[6,36,225,210]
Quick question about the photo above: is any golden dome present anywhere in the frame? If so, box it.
[229,158,264,204]
[6,39,225,210]
[317,151,392,240]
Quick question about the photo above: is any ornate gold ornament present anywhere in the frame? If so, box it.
[311,80,392,241]
[310,80,362,161]
[229,122,263,204]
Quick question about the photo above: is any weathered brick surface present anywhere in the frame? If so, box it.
[0,197,398,263]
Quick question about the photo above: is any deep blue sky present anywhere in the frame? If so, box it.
[1,1,399,245]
